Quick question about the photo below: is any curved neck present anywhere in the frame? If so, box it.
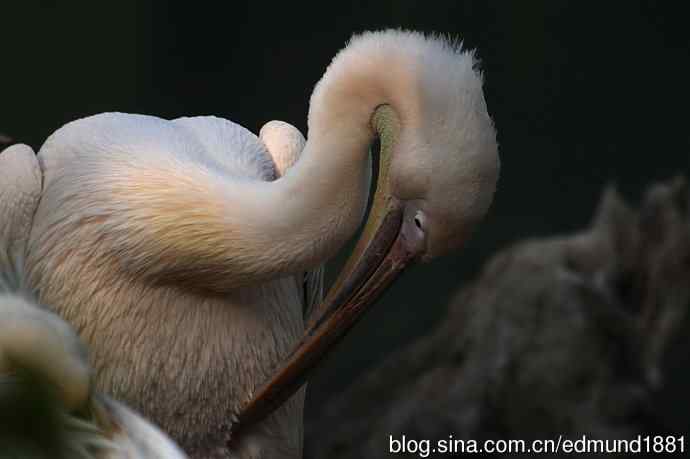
[92,94,382,293]
[261,120,376,271]
[98,35,425,291]
[239,53,400,281]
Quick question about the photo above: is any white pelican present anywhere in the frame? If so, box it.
[0,30,499,458]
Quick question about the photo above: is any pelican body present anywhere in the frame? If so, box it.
[0,30,499,458]
[26,116,311,457]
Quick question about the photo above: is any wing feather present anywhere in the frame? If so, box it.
[0,144,42,291]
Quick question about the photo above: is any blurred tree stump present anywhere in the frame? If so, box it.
[305,177,689,458]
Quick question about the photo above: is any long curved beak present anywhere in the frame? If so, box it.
[232,106,421,435]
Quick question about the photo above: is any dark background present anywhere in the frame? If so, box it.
[3,0,689,434]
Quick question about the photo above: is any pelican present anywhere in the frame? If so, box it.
[0,30,499,458]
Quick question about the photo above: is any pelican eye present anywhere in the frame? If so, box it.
[401,208,428,257]
[413,211,425,231]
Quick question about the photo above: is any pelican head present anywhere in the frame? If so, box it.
[311,30,499,260]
